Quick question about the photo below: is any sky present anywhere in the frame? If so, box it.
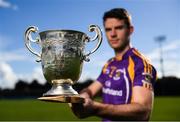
[0,0,180,89]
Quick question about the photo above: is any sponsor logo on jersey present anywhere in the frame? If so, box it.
[102,87,123,96]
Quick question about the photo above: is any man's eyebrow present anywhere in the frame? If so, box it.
[105,25,126,30]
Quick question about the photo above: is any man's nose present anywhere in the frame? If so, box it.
[110,29,117,38]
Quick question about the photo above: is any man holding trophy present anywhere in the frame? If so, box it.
[70,8,157,121]
[24,8,157,121]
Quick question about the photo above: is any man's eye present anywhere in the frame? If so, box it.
[105,28,111,32]
[115,25,126,30]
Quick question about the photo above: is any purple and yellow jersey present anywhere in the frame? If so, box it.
[97,47,157,105]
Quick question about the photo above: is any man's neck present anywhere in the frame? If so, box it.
[114,45,131,58]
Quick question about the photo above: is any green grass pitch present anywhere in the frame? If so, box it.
[0,97,180,121]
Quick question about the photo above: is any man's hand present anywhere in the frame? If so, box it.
[69,81,102,118]
[69,95,96,118]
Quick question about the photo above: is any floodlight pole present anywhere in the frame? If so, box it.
[155,36,166,78]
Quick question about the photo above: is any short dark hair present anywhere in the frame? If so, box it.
[103,8,132,27]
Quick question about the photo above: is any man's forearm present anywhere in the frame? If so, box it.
[80,81,102,99]
[80,88,93,98]
[93,101,151,121]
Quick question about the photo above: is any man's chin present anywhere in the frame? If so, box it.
[111,45,128,52]
[110,42,129,52]
[110,44,120,49]
[111,45,122,50]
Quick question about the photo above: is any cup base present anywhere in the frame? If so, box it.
[38,95,84,103]
[43,81,78,96]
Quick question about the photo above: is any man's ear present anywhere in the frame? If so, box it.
[126,26,134,37]
[129,26,134,35]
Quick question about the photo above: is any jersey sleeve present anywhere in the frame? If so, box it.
[96,65,107,84]
[133,62,157,90]
[96,59,111,84]
[97,70,106,84]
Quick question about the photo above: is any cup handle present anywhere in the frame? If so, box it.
[24,26,41,62]
[83,24,102,62]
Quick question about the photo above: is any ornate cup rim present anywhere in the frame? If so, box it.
[39,29,86,36]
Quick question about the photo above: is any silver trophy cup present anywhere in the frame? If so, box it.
[24,25,102,103]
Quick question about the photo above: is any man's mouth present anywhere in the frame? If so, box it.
[110,40,118,44]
